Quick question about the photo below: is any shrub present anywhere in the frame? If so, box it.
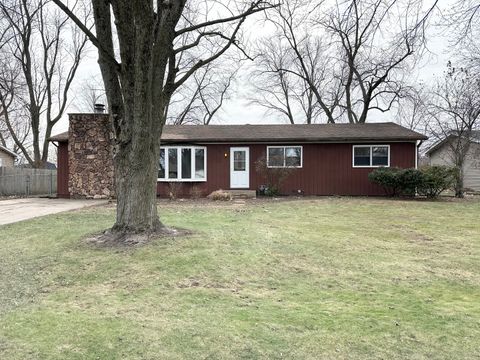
[255,154,293,197]
[368,166,456,198]
[399,168,424,196]
[190,185,203,199]
[264,186,280,197]
[168,182,183,200]
[368,167,403,196]
[207,189,232,201]
[417,166,456,198]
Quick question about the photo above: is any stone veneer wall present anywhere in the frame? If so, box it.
[68,113,115,199]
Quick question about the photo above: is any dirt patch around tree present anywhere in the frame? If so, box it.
[85,226,193,248]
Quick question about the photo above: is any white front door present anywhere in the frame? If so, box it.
[230,147,249,189]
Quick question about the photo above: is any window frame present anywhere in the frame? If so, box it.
[158,145,207,182]
[352,144,390,168]
[266,145,303,168]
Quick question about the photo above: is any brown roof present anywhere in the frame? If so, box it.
[161,122,427,143]
[50,122,427,144]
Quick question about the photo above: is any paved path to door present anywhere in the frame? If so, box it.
[0,198,109,225]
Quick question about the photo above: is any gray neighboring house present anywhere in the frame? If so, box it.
[0,145,17,167]
[426,131,480,192]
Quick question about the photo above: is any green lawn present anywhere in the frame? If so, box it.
[1,198,480,359]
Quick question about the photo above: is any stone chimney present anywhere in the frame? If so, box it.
[68,113,114,199]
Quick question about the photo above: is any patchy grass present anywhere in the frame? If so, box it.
[1,197,480,359]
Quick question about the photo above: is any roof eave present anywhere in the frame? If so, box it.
[161,137,427,144]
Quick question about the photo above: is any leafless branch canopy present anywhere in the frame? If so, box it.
[424,61,480,196]
[0,0,89,167]
[251,0,438,123]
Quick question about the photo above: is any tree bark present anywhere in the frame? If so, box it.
[113,124,163,232]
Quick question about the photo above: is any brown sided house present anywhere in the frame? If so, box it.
[49,113,427,198]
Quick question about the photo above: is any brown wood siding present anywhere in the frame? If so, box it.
[156,142,417,197]
[57,141,70,198]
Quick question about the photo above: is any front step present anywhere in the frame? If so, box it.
[228,189,256,199]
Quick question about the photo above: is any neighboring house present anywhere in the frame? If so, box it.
[49,113,427,199]
[0,145,18,167]
[426,131,480,192]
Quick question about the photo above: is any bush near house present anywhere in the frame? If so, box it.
[255,154,293,196]
[168,182,183,200]
[207,189,232,201]
[417,165,457,198]
[367,167,404,196]
[368,165,456,198]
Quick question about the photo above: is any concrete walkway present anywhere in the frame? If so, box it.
[0,198,109,225]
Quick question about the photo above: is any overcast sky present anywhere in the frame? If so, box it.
[53,0,455,134]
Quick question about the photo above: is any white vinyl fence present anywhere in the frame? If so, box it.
[0,167,57,196]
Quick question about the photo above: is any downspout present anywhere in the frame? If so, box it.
[416,140,423,169]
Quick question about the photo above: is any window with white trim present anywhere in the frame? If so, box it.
[267,146,302,168]
[158,146,206,181]
[353,145,390,167]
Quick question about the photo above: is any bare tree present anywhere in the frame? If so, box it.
[255,0,438,124]
[254,0,344,123]
[53,0,277,240]
[0,0,89,168]
[445,1,480,72]
[395,83,428,132]
[73,76,106,112]
[426,62,480,197]
[0,25,33,158]
[249,37,320,123]
[167,61,237,125]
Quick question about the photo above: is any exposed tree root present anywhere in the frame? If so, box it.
[86,226,192,247]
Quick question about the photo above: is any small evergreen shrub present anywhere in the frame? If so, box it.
[368,166,456,198]
[367,167,403,196]
[416,166,456,198]
[264,186,280,197]
[399,168,424,196]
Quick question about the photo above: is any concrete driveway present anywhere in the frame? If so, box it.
[0,198,109,225]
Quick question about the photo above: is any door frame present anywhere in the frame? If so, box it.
[230,147,250,189]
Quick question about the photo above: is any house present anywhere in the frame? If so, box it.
[426,131,480,192]
[49,113,427,198]
[0,145,18,167]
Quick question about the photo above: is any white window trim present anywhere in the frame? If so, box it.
[158,145,207,182]
[352,144,390,168]
[267,145,303,168]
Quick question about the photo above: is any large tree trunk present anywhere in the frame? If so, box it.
[113,131,163,233]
